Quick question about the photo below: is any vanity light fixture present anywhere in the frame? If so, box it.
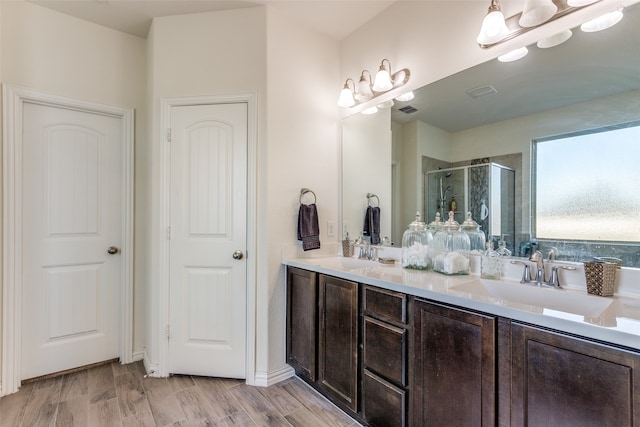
[362,106,379,115]
[497,46,529,62]
[338,59,411,108]
[580,6,624,32]
[478,0,604,48]
[337,78,356,107]
[477,0,509,45]
[378,99,395,109]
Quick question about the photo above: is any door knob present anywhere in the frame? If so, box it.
[107,246,120,255]
[232,250,244,260]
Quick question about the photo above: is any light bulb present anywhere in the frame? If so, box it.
[372,61,393,92]
[477,7,509,45]
[497,46,529,62]
[337,80,355,107]
[581,8,624,32]
[519,0,557,27]
[395,91,415,102]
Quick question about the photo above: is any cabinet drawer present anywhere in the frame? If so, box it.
[363,369,407,427]
[363,286,407,324]
[364,316,407,386]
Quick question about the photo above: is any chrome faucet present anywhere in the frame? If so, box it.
[511,250,576,288]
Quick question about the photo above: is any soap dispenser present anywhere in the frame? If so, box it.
[496,234,512,257]
[401,212,430,270]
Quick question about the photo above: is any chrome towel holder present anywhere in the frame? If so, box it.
[367,193,379,207]
[300,188,317,204]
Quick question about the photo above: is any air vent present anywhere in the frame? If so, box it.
[399,105,418,114]
[465,85,498,99]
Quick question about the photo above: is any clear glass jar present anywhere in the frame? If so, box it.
[431,211,470,275]
[461,211,486,254]
[401,212,430,270]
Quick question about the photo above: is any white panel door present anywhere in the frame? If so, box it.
[168,103,247,378]
[22,102,122,380]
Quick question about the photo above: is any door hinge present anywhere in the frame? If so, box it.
[166,324,170,339]
[167,226,171,240]
[167,128,172,142]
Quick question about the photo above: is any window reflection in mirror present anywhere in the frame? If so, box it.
[532,121,640,267]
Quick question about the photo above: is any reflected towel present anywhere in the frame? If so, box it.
[298,203,321,251]
[363,206,381,245]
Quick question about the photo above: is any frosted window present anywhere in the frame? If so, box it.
[534,122,640,242]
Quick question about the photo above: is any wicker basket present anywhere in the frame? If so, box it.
[584,261,617,297]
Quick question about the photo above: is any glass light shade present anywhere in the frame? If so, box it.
[372,66,393,92]
[581,8,624,32]
[567,0,599,6]
[395,91,415,102]
[537,29,572,48]
[377,99,395,109]
[337,86,355,107]
[356,76,374,102]
[477,10,509,45]
[497,46,529,62]
[519,0,558,27]
[361,106,378,115]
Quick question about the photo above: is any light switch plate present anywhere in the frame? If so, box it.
[327,221,336,237]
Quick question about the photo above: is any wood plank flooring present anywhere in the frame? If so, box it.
[0,361,361,427]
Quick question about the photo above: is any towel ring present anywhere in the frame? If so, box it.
[367,193,379,207]
[300,188,317,204]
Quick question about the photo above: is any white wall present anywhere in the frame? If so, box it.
[0,0,147,385]
[264,7,340,375]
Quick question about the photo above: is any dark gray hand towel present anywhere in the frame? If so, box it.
[298,203,321,251]
[363,206,381,245]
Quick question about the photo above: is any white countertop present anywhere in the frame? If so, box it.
[283,253,640,351]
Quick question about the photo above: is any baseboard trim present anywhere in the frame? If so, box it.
[142,349,161,378]
[253,364,295,387]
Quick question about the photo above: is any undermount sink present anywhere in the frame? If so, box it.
[451,279,613,318]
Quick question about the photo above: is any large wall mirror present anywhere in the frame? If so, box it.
[342,1,640,267]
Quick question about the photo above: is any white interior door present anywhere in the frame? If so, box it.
[21,102,123,380]
[168,103,247,378]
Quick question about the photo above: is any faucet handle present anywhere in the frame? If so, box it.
[511,260,533,283]
[548,265,577,289]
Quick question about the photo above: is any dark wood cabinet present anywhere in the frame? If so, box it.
[362,286,410,427]
[412,299,497,427]
[286,266,640,427]
[510,322,640,427]
[286,267,317,381]
[317,274,359,412]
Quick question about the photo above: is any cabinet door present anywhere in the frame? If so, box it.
[286,267,317,381]
[318,274,359,411]
[412,300,496,427]
[511,322,640,427]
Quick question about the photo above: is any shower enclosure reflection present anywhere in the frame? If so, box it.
[426,163,515,252]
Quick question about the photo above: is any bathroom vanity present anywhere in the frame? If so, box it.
[284,255,640,427]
